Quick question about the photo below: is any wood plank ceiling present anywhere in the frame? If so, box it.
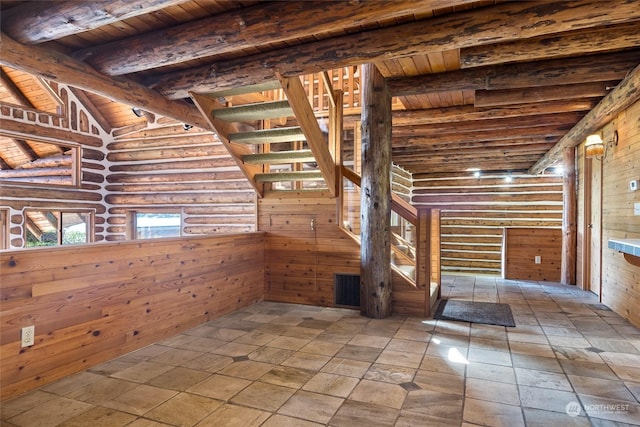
[0,0,639,177]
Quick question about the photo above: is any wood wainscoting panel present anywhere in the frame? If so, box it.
[0,233,265,400]
[259,191,360,307]
[503,227,562,281]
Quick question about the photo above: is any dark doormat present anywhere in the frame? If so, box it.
[434,299,516,327]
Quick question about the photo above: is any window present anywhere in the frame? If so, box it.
[0,136,81,187]
[129,210,182,239]
[24,209,93,247]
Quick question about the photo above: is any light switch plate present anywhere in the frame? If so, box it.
[635,202,640,216]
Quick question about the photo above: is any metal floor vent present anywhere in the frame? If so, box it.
[335,274,360,307]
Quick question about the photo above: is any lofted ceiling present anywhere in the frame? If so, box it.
[0,0,639,177]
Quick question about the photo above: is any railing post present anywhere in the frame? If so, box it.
[416,208,430,315]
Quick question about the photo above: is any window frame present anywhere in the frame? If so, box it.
[0,209,9,250]
[127,208,183,240]
[23,208,94,247]
[0,135,82,188]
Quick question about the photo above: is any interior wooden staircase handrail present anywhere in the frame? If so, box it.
[341,165,417,224]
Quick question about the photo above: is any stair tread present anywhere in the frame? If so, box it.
[255,170,323,182]
[207,81,281,99]
[230,126,305,144]
[213,100,293,122]
[243,150,315,165]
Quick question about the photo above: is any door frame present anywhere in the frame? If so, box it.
[582,152,602,300]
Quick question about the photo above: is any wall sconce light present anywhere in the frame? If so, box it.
[585,134,604,158]
[131,107,145,117]
[585,130,618,160]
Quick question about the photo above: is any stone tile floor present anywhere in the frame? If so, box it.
[2,275,640,426]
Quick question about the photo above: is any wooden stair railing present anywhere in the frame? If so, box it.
[191,76,336,198]
[340,165,441,316]
[342,166,416,221]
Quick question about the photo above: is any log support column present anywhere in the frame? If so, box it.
[562,147,577,285]
[360,63,392,318]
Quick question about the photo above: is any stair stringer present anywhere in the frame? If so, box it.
[277,73,337,197]
[190,91,265,197]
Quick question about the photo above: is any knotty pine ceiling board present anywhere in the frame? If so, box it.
[0,82,19,105]
[27,140,63,158]
[0,67,59,113]
[84,92,147,129]
[0,137,28,169]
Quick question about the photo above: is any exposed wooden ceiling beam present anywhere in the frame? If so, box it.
[392,112,585,136]
[393,140,556,153]
[1,116,105,147]
[1,0,188,44]
[395,150,551,163]
[0,33,210,130]
[399,157,543,173]
[473,81,616,108]
[391,100,598,126]
[393,125,569,146]
[460,22,640,68]
[74,0,469,76]
[530,64,640,174]
[388,50,640,96]
[150,0,640,99]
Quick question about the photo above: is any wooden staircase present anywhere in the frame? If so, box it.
[191,74,336,198]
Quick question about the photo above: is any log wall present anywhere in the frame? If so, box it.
[588,99,640,327]
[1,82,258,249]
[0,85,109,248]
[0,233,265,400]
[104,124,256,240]
[392,164,412,202]
[503,227,562,281]
[412,174,564,275]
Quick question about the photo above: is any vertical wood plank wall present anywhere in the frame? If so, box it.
[0,233,265,400]
[580,99,640,327]
[259,191,360,306]
[412,174,564,275]
[258,190,432,316]
[503,228,562,281]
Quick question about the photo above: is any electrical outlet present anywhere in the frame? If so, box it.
[535,256,541,264]
[21,326,35,347]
